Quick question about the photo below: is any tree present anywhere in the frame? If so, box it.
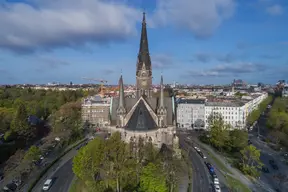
[239,145,263,177]
[139,162,168,192]
[73,137,105,190]
[228,129,248,151]
[208,113,230,150]
[10,102,35,142]
[24,145,41,162]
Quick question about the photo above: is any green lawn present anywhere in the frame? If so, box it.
[226,175,251,192]
[206,151,233,174]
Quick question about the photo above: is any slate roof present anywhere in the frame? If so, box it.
[125,100,157,131]
[111,96,174,126]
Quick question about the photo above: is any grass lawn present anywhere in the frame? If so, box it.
[69,178,87,192]
[226,175,251,192]
[206,151,233,174]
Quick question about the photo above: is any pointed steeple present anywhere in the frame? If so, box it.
[160,75,164,107]
[118,75,125,108]
[137,12,151,73]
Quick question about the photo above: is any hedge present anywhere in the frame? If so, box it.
[27,138,87,192]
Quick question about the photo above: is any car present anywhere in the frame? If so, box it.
[3,183,17,192]
[214,184,221,192]
[271,164,278,170]
[262,167,269,173]
[42,179,53,191]
[214,178,220,185]
[269,159,275,164]
[205,162,212,169]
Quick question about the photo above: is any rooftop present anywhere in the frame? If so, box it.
[177,98,205,104]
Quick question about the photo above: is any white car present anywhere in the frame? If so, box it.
[43,179,53,191]
[214,184,221,192]
[214,178,220,185]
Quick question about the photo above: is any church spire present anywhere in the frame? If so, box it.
[160,75,164,107]
[137,12,151,73]
[118,75,125,108]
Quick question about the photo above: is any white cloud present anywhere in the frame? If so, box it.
[0,0,140,53]
[266,4,284,15]
[151,0,236,38]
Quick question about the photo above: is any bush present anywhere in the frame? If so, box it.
[4,130,16,142]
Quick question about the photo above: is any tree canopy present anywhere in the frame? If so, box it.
[239,145,263,177]
[73,132,182,192]
[266,97,288,148]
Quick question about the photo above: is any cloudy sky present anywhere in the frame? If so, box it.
[0,0,287,85]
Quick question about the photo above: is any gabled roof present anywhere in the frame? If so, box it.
[125,99,157,131]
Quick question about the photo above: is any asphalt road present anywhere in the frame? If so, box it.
[31,147,79,192]
[248,100,288,192]
[178,134,212,192]
[48,159,74,192]
[32,132,107,192]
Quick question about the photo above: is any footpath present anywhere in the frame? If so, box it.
[193,137,274,192]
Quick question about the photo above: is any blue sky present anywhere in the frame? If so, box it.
[0,0,287,85]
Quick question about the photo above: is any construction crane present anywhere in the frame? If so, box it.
[82,77,108,96]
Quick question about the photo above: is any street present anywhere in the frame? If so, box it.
[31,131,107,192]
[48,159,74,192]
[248,100,288,192]
[179,136,212,192]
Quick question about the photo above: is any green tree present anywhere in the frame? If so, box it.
[10,102,34,140]
[24,145,41,162]
[239,145,263,177]
[228,129,248,151]
[208,113,230,150]
[73,137,105,190]
[139,162,168,192]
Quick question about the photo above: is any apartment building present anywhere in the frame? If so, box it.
[205,102,246,129]
[176,92,268,130]
[81,95,110,128]
[176,99,205,129]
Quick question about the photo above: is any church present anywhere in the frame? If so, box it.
[108,12,176,147]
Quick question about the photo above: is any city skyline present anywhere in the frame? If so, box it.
[0,0,287,85]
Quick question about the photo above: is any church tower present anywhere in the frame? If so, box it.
[136,12,153,98]
[117,75,126,127]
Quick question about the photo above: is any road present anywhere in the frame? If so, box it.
[32,132,107,192]
[48,159,74,192]
[178,134,212,192]
[248,99,288,192]
[31,146,79,192]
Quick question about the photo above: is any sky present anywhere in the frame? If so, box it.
[0,0,287,85]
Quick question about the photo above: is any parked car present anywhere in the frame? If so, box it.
[269,160,275,165]
[262,166,269,173]
[205,162,212,169]
[214,178,220,185]
[214,184,221,192]
[198,151,207,159]
[271,164,278,170]
[3,183,17,192]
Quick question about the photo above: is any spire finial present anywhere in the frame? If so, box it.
[120,68,123,76]
[142,11,146,23]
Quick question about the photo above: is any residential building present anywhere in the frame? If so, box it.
[81,95,110,128]
[176,92,268,130]
[176,99,205,129]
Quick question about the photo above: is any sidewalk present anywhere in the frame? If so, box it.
[193,138,273,192]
